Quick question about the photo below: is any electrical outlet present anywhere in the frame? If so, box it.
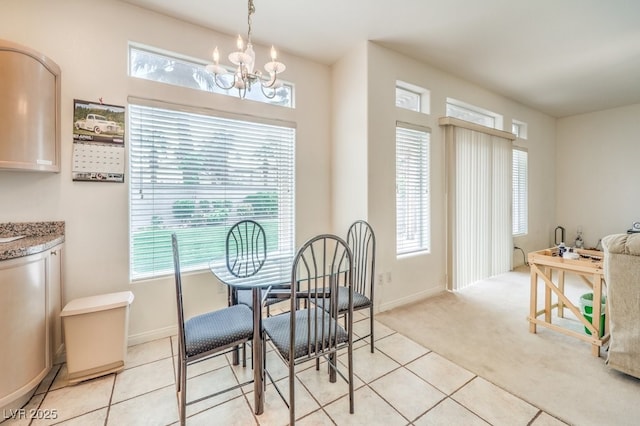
[377,273,384,286]
[385,272,392,284]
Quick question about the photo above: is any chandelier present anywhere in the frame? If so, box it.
[206,0,286,99]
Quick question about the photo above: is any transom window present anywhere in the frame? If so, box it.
[446,98,502,129]
[128,102,295,280]
[396,81,430,114]
[129,44,294,107]
[512,119,528,139]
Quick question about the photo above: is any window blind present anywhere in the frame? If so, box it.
[129,103,295,280]
[395,123,431,255]
[512,148,528,235]
[451,127,512,290]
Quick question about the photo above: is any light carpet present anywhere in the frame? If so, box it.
[377,266,640,426]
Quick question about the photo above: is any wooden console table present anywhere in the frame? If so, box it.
[527,247,608,356]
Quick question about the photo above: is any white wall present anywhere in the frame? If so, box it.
[0,0,332,343]
[556,103,640,248]
[333,42,558,311]
[331,42,369,233]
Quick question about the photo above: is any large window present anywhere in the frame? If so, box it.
[128,103,295,280]
[396,123,431,255]
[512,147,528,236]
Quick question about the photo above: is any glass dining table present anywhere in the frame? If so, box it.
[208,257,291,415]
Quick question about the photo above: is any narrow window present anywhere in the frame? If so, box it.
[512,148,528,236]
[396,123,431,255]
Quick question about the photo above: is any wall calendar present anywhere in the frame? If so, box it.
[71,99,126,182]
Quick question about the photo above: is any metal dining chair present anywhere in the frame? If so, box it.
[262,234,355,425]
[226,219,288,316]
[315,221,376,354]
[225,219,267,307]
[172,233,254,425]
[345,220,376,352]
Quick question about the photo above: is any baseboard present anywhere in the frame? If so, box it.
[127,325,177,347]
[377,287,445,313]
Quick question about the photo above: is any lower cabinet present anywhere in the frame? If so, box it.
[0,244,63,412]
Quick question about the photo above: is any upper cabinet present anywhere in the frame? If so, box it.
[0,39,61,172]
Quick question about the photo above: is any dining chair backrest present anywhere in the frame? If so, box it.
[346,220,376,298]
[290,234,353,360]
[226,220,267,278]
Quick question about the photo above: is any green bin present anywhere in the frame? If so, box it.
[579,293,605,337]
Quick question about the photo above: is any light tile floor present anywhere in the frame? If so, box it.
[3,312,569,426]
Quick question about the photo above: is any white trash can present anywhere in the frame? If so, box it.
[61,291,134,384]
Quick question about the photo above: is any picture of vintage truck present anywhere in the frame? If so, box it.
[74,113,122,134]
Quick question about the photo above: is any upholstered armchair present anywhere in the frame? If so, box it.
[601,233,640,379]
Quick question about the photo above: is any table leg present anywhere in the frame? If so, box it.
[592,273,603,357]
[529,266,537,333]
[252,287,264,414]
[544,267,552,323]
[557,270,565,318]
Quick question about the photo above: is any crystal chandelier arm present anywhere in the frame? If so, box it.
[205,64,236,90]
[259,84,278,99]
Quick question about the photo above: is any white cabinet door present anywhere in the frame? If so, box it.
[0,251,48,407]
[0,243,63,410]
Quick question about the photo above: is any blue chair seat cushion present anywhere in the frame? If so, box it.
[184,304,253,358]
[263,309,349,362]
[315,287,371,312]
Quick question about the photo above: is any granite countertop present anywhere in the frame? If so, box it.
[0,221,65,261]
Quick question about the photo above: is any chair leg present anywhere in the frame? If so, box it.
[176,352,182,395]
[179,359,187,425]
[263,333,267,391]
[328,352,337,383]
[289,361,296,426]
[348,340,354,414]
[232,345,240,366]
[242,343,247,367]
[369,305,375,353]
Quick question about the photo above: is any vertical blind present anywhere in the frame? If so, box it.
[129,103,295,280]
[512,148,528,235]
[452,127,512,290]
[396,123,431,255]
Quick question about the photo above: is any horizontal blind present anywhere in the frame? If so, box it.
[129,104,295,280]
[395,124,431,255]
[512,147,528,235]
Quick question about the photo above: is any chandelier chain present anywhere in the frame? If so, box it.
[247,0,255,44]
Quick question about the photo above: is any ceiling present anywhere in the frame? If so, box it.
[121,0,640,117]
